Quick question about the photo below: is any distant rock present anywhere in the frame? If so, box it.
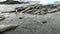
[15,3,60,15]
[0,1,29,4]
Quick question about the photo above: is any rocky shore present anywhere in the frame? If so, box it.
[0,3,60,34]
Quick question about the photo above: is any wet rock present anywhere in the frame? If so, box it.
[48,9,58,13]
[0,18,5,21]
[0,15,5,21]
[41,20,47,24]
[19,17,24,19]
[0,24,19,34]
[0,1,29,4]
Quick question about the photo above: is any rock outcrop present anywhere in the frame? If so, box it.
[0,3,60,34]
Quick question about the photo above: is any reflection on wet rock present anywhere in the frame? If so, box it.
[0,24,19,34]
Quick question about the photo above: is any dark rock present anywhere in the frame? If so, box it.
[0,15,5,21]
[0,1,29,4]
[41,20,47,24]
[0,18,5,21]
[19,17,24,19]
